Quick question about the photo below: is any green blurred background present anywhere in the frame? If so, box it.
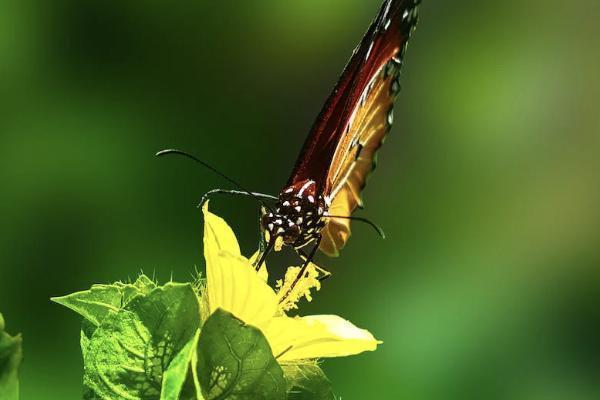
[1,0,599,398]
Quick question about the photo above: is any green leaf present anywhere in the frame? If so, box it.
[52,284,125,326]
[196,309,286,400]
[282,363,335,400]
[80,318,95,361]
[83,310,157,399]
[83,282,201,400]
[52,274,157,327]
[160,329,201,400]
[131,275,158,294]
[0,313,22,400]
[53,274,160,364]
[114,275,157,306]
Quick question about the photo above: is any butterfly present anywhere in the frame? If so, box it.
[158,0,420,277]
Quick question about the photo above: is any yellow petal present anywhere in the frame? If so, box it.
[202,202,241,258]
[203,202,242,318]
[249,251,269,282]
[206,249,278,328]
[264,314,381,361]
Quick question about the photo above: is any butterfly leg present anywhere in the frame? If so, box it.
[198,189,277,208]
[297,248,332,281]
[254,236,275,271]
[252,205,277,270]
[279,236,322,303]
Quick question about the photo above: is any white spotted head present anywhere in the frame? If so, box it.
[261,179,329,249]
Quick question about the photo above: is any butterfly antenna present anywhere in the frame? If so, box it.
[156,149,274,211]
[326,215,386,239]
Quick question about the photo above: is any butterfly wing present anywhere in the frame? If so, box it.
[287,0,420,256]
[320,59,406,256]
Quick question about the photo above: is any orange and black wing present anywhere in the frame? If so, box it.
[287,0,420,256]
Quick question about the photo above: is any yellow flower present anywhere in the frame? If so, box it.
[201,203,381,362]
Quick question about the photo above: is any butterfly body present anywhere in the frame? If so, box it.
[261,180,329,249]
